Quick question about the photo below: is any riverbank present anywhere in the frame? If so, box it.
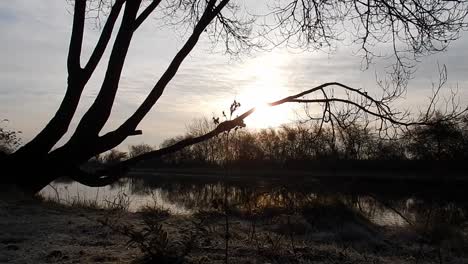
[0,194,140,263]
[1,192,467,264]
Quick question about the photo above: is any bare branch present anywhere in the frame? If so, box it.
[67,0,86,74]
[69,0,142,141]
[72,81,436,186]
[264,0,468,74]
[134,0,162,30]
[93,0,231,154]
[83,0,126,79]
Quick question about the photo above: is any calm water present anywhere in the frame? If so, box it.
[40,173,468,227]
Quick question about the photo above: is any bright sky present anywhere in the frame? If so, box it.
[1,0,468,149]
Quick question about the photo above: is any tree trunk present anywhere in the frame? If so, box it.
[1,155,65,195]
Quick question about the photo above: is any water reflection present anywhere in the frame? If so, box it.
[40,175,468,227]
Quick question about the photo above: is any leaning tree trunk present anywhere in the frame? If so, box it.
[1,153,69,195]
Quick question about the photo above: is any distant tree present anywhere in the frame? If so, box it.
[2,0,468,194]
[370,140,406,160]
[101,149,128,165]
[185,118,219,164]
[405,112,466,160]
[232,131,264,165]
[336,124,375,160]
[0,120,21,155]
[257,128,282,163]
[128,144,153,158]
[159,136,193,166]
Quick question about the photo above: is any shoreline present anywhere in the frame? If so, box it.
[127,164,468,183]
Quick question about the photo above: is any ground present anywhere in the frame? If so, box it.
[0,196,140,263]
[1,192,467,264]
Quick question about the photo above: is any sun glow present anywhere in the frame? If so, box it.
[234,53,293,129]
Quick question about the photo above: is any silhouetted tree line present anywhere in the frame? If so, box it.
[94,112,468,172]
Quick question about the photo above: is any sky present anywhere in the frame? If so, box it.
[1,0,468,150]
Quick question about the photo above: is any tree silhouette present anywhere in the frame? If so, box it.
[405,112,467,160]
[0,120,21,155]
[2,0,468,194]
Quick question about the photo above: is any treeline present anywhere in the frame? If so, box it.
[93,113,468,172]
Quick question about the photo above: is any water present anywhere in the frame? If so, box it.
[40,173,468,227]
[42,180,192,214]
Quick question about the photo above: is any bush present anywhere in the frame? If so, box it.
[99,211,204,264]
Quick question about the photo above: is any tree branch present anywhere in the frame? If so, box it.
[67,0,86,74]
[93,0,230,154]
[83,0,126,80]
[12,0,88,158]
[72,81,428,186]
[134,0,162,30]
[70,0,142,141]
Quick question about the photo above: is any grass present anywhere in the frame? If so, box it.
[138,205,171,220]
[6,188,465,264]
[37,184,131,211]
[301,199,376,231]
[36,194,102,210]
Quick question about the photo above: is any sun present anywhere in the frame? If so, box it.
[234,53,293,129]
[248,102,292,128]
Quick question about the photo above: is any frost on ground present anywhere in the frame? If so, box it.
[0,197,139,264]
[1,194,467,264]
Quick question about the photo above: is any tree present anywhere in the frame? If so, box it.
[405,112,467,160]
[101,149,129,165]
[2,0,468,194]
[185,118,220,164]
[128,144,154,158]
[0,120,21,155]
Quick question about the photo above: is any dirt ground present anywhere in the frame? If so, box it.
[1,193,467,264]
[0,196,142,263]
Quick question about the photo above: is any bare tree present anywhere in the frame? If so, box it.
[128,144,154,158]
[101,149,129,165]
[0,120,22,155]
[2,0,468,194]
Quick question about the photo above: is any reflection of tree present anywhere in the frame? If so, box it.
[124,177,468,229]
